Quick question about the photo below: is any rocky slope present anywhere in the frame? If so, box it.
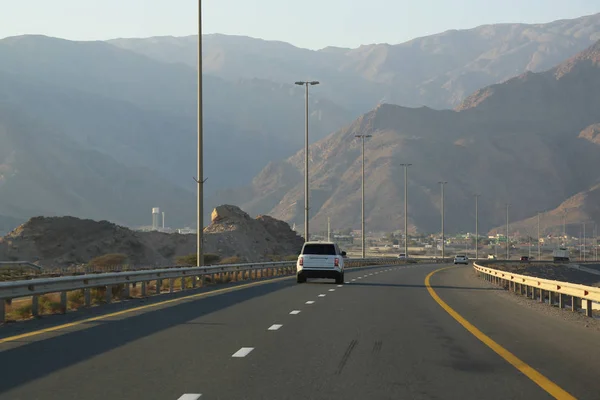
[236,39,600,234]
[0,206,303,267]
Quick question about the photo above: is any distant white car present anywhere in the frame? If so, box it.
[398,253,408,259]
[487,254,497,260]
[454,255,469,265]
[297,241,345,284]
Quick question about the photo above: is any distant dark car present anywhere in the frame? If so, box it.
[520,256,530,262]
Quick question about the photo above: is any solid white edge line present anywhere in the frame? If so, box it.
[290,310,301,314]
[268,324,283,331]
[306,301,315,304]
[232,347,254,358]
[177,394,202,400]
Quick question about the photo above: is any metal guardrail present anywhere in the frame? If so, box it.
[473,262,600,317]
[0,257,408,323]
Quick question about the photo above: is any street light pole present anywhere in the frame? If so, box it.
[356,134,372,258]
[506,203,510,260]
[563,209,567,245]
[474,194,480,260]
[537,212,541,260]
[295,80,320,242]
[401,164,412,257]
[583,222,586,262]
[196,0,204,267]
[327,217,331,242]
[439,182,447,259]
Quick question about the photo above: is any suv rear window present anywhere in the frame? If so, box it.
[302,244,337,255]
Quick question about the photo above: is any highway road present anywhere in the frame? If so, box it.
[1,263,600,399]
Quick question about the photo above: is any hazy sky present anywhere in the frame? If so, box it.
[1,0,599,49]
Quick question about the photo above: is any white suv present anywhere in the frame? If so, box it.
[454,254,469,265]
[297,241,345,284]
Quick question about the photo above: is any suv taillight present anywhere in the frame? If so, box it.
[299,257,303,266]
[334,258,339,267]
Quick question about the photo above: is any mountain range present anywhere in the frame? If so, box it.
[2,13,600,232]
[110,13,600,111]
[231,39,600,235]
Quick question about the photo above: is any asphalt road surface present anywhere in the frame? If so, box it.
[1,263,600,400]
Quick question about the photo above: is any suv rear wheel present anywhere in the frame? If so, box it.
[297,274,306,283]
[335,272,344,284]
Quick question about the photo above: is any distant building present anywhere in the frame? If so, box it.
[152,208,160,230]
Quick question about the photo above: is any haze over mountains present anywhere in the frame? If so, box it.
[2,13,600,232]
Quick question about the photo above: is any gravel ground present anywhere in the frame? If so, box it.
[485,262,600,287]
[467,268,600,332]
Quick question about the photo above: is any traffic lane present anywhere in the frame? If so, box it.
[196,263,548,400]
[433,266,600,399]
[0,264,396,400]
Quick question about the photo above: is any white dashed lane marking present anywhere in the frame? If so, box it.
[306,301,315,304]
[290,310,301,315]
[232,347,254,358]
[177,394,202,400]
[318,294,326,297]
[268,324,283,331]
[338,284,345,287]
[329,289,335,292]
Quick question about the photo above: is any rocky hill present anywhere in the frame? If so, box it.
[0,207,303,267]
[233,39,600,234]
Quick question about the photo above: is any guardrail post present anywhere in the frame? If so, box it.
[123,283,130,298]
[192,276,197,288]
[156,280,162,294]
[141,282,147,297]
[32,295,39,317]
[558,293,564,309]
[169,278,175,293]
[60,291,67,313]
[585,300,593,317]
[180,277,186,291]
[105,286,112,304]
[548,291,553,306]
[571,296,577,312]
[539,289,544,303]
[84,288,91,306]
[0,300,5,323]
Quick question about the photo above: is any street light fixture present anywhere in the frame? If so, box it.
[295,81,320,242]
[356,134,372,258]
[400,164,412,258]
[438,181,447,259]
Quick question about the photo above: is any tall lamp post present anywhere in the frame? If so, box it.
[506,203,511,260]
[400,164,412,257]
[474,194,480,260]
[439,181,447,259]
[295,81,320,242]
[356,134,372,258]
[537,212,541,260]
[195,0,205,266]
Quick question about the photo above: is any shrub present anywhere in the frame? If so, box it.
[68,290,85,308]
[176,253,220,266]
[89,253,128,269]
[14,304,32,319]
